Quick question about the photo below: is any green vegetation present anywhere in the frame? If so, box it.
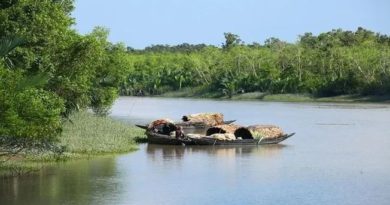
[122,29,390,100]
[60,112,143,155]
[1,112,144,177]
[0,1,135,176]
[159,89,390,103]
[1,0,130,142]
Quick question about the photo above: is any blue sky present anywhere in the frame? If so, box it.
[72,0,390,48]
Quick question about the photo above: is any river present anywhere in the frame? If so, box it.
[1,97,390,205]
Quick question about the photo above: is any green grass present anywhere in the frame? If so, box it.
[262,93,314,102]
[235,93,390,103]
[157,89,390,103]
[229,92,267,100]
[1,111,145,177]
[158,86,223,98]
[60,112,144,155]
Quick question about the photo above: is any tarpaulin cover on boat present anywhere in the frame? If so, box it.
[182,113,224,126]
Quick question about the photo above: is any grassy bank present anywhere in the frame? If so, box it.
[0,112,145,177]
[157,88,390,103]
[231,92,390,103]
[158,87,223,98]
[59,112,144,155]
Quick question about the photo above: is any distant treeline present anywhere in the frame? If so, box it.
[127,43,210,53]
[122,29,390,97]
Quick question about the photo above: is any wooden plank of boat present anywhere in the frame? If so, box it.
[184,133,295,146]
[145,131,183,145]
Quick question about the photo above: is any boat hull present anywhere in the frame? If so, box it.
[146,131,183,145]
[184,133,295,146]
[145,131,294,146]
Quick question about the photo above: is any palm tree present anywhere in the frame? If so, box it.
[0,36,25,68]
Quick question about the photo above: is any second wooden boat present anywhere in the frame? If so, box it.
[183,133,295,146]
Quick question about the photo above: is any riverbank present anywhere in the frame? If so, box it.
[157,89,390,103]
[0,112,145,177]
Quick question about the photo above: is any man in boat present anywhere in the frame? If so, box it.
[175,126,184,139]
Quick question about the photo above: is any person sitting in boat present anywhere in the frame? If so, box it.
[149,119,176,135]
[175,126,184,139]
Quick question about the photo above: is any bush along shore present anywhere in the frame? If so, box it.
[0,112,145,177]
[157,89,390,103]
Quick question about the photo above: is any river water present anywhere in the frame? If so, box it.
[1,97,390,205]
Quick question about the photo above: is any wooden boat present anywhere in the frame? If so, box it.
[183,133,295,146]
[145,130,294,146]
[138,118,293,146]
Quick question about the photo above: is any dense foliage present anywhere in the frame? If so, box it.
[123,28,390,97]
[0,0,128,144]
[0,68,64,143]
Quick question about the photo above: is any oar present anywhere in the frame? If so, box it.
[135,124,148,130]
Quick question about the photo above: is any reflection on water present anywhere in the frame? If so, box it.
[146,144,287,160]
[0,158,119,205]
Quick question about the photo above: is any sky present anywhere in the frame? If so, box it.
[72,0,390,49]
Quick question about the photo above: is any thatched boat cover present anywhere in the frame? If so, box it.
[148,119,176,135]
[206,124,240,136]
[235,125,284,139]
[248,125,284,138]
[148,119,174,129]
[182,113,224,126]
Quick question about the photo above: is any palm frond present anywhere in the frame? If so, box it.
[0,36,25,58]
[16,73,50,91]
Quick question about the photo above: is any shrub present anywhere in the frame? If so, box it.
[0,69,64,144]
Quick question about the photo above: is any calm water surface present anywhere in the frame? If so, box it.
[1,97,390,205]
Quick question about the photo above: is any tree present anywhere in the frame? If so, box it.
[0,37,64,145]
[0,0,130,147]
[222,32,241,50]
[121,28,390,97]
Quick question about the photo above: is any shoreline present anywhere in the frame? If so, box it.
[152,90,390,104]
[0,112,145,177]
